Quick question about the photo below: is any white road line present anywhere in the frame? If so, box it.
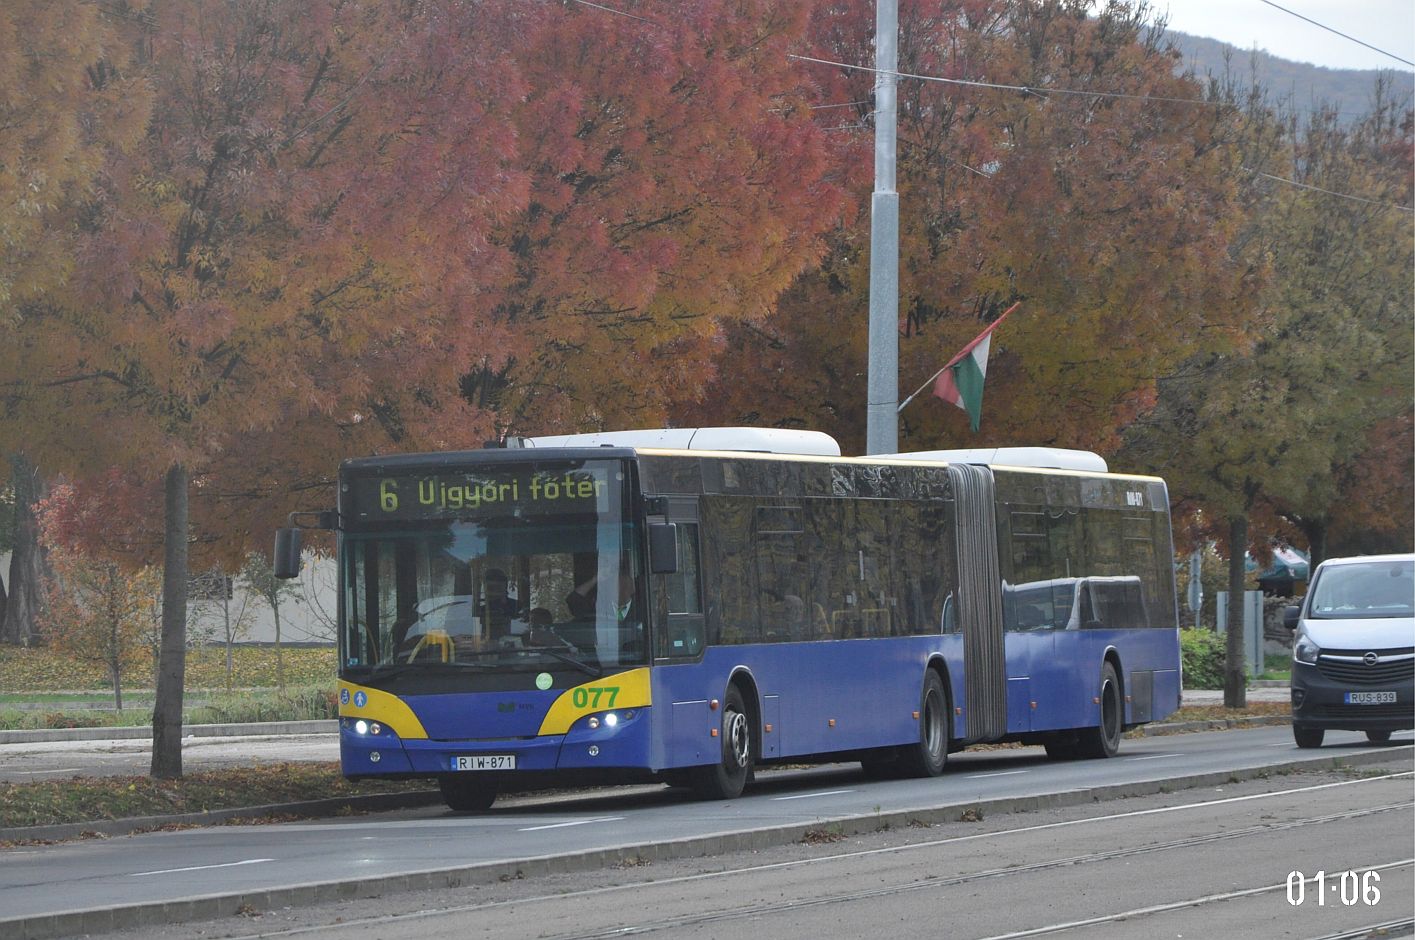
[1127,754,1182,761]
[10,768,82,775]
[771,789,856,801]
[518,816,624,832]
[130,858,273,877]
[975,859,1415,939]
[213,776,1415,938]
[967,770,1028,779]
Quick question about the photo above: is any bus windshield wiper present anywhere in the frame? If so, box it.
[362,660,492,678]
[516,646,603,677]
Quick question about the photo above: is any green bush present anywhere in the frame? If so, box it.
[0,686,337,730]
[1180,627,1226,690]
[186,685,338,725]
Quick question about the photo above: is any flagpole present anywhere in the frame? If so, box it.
[897,301,1022,414]
[897,364,951,414]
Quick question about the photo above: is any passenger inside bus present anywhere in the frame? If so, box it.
[566,569,636,623]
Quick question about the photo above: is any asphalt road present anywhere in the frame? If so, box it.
[2,725,1410,939]
[47,763,1415,940]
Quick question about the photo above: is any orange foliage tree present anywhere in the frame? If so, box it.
[684,0,1254,454]
[461,1,847,433]
[37,480,162,711]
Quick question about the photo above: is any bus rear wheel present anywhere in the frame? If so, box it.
[896,670,949,777]
[1075,662,1122,759]
[439,775,498,812]
[690,686,753,800]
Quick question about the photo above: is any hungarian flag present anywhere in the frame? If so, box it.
[931,302,1020,432]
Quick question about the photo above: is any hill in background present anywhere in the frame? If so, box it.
[1161,29,1414,121]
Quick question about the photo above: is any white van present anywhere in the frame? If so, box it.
[1283,554,1414,748]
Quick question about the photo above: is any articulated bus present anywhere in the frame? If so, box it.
[275,428,1181,812]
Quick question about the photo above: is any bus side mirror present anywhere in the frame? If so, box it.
[274,528,303,580]
[648,523,679,574]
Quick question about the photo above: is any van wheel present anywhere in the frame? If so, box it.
[1075,663,1122,758]
[439,776,498,812]
[896,671,949,777]
[1365,730,1391,744]
[1293,724,1325,748]
[690,686,753,800]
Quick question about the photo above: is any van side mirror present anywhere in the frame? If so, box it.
[648,523,679,574]
[1282,604,1301,630]
[274,528,303,580]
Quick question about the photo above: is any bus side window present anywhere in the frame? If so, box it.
[667,523,702,615]
[659,523,704,658]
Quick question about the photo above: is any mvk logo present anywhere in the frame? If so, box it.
[497,702,517,714]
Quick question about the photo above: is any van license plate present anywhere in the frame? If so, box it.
[452,755,516,771]
[1344,691,1397,705]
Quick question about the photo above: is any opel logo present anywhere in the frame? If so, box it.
[1363,652,1380,666]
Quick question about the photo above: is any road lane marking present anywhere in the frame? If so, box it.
[518,816,624,832]
[1127,753,1182,761]
[771,789,856,801]
[966,770,1028,779]
[130,858,273,877]
[10,768,82,775]
[975,859,1415,940]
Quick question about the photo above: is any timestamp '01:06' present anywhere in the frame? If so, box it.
[1287,870,1380,906]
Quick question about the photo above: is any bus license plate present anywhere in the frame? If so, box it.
[452,755,516,771]
[1344,691,1397,705]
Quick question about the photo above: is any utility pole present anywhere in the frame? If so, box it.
[865,0,899,455]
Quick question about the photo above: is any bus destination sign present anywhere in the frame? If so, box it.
[349,466,611,521]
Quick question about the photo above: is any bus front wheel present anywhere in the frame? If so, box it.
[896,670,949,777]
[439,775,498,813]
[1075,662,1122,759]
[690,686,753,800]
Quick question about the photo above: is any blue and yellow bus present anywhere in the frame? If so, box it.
[275,428,1181,811]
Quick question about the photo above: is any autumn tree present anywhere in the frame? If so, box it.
[1123,78,1412,705]
[686,0,1253,453]
[2,0,526,776]
[1253,89,1415,569]
[457,0,846,434]
[36,481,160,710]
[0,2,150,647]
[1324,415,1415,557]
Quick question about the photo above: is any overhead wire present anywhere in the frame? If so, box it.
[1256,0,1415,69]
[789,54,1413,213]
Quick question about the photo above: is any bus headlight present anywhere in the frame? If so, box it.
[603,712,619,728]
[355,719,369,735]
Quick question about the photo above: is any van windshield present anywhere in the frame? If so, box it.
[1308,559,1415,619]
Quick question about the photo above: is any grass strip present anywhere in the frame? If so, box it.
[0,762,432,830]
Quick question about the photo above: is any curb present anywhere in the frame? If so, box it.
[0,720,336,745]
[2,747,1408,940]
[1140,715,1290,735]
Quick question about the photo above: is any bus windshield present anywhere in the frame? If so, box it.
[339,460,645,677]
